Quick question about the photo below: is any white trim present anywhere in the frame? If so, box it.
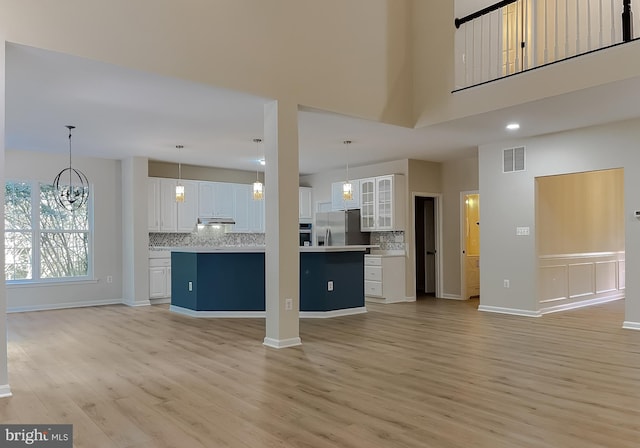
[0,385,13,398]
[366,296,414,304]
[263,337,302,349]
[478,305,541,317]
[170,305,265,318]
[441,293,464,300]
[539,294,624,315]
[7,298,123,313]
[149,297,171,305]
[7,278,99,288]
[622,321,640,330]
[539,251,625,259]
[300,307,367,318]
[124,299,151,307]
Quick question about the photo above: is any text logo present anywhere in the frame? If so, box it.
[0,425,72,447]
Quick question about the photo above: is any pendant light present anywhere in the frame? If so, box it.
[342,140,353,201]
[253,138,264,200]
[53,125,90,211]
[175,145,185,202]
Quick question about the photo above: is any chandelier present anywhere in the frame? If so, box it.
[53,125,89,211]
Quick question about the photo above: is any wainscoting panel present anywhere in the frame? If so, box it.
[568,263,594,299]
[538,252,624,314]
[539,265,568,303]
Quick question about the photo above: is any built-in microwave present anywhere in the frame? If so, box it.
[299,223,312,246]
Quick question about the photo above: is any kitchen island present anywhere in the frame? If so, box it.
[169,246,372,318]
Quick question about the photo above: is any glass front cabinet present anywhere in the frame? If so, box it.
[359,174,405,232]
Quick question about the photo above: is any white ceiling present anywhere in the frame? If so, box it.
[6,43,640,175]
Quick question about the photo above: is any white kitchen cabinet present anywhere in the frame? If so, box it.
[177,180,199,232]
[198,181,235,218]
[213,182,235,218]
[331,180,360,210]
[147,178,161,231]
[364,255,405,302]
[148,177,197,233]
[299,187,313,222]
[230,184,265,233]
[359,174,405,231]
[198,182,215,217]
[149,257,171,300]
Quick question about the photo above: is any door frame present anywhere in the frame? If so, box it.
[460,190,479,300]
[411,192,443,299]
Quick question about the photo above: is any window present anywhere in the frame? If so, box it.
[4,181,91,282]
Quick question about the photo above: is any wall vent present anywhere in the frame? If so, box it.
[503,146,525,172]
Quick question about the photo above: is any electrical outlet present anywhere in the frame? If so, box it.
[503,279,510,288]
[106,275,113,284]
[327,281,334,291]
[188,281,193,291]
[285,298,293,311]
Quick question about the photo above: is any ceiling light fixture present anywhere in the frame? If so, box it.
[342,140,353,201]
[175,145,185,202]
[253,138,264,200]
[506,123,520,130]
[53,125,89,211]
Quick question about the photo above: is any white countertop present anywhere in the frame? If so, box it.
[157,245,378,254]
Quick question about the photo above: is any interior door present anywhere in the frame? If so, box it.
[424,199,436,294]
[463,193,480,299]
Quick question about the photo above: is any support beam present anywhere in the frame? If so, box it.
[263,100,301,349]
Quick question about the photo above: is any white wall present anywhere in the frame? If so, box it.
[478,117,640,325]
[5,150,123,311]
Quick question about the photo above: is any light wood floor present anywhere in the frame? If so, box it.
[2,298,640,448]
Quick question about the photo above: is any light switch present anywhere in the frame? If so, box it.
[516,226,530,236]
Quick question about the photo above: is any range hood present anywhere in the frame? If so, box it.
[197,217,236,225]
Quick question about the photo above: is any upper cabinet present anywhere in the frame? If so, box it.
[299,187,313,222]
[331,180,360,211]
[148,177,199,233]
[360,174,405,232]
[198,182,234,218]
[232,184,264,233]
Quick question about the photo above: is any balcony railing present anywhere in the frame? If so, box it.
[454,0,639,90]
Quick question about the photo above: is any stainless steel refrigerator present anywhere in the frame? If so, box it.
[315,210,370,246]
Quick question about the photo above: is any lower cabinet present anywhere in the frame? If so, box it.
[364,255,405,302]
[149,257,171,300]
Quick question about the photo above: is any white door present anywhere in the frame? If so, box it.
[147,178,161,231]
[213,182,235,217]
[159,179,177,232]
[360,178,376,230]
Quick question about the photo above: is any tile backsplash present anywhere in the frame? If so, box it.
[370,231,405,251]
[149,227,265,248]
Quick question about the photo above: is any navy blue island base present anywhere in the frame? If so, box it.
[170,247,369,318]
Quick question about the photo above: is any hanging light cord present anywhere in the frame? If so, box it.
[67,125,75,187]
[254,138,262,182]
[344,140,351,182]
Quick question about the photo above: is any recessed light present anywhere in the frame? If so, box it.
[506,123,520,130]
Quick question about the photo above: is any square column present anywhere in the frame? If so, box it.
[122,157,151,306]
[263,100,301,348]
[0,38,12,397]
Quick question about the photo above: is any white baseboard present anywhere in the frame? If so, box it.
[123,299,151,307]
[300,307,367,318]
[623,321,640,330]
[440,294,464,300]
[169,305,266,318]
[7,298,123,313]
[366,296,414,304]
[478,305,541,317]
[539,294,624,315]
[263,337,302,349]
[0,384,12,398]
[149,298,171,305]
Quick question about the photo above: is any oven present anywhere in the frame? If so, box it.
[299,223,312,246]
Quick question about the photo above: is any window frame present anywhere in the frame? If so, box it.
[5,179,94,284]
